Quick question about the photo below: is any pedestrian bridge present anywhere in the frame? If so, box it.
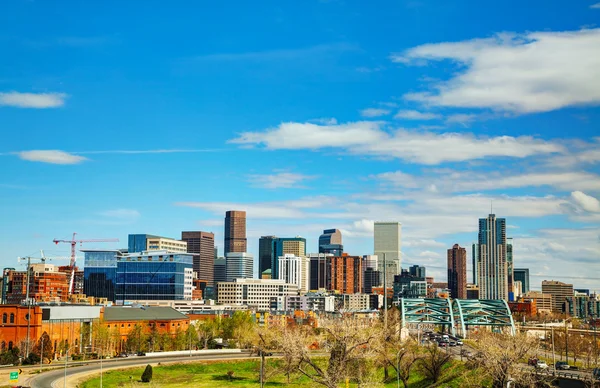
[399,298,515,338]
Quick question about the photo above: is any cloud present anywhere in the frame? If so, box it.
[229,121,563,164]
[0,92,67,108]
[394,110,441,120]
[247,172,316,189]
[359,108,390,117]
[591,2,600,8]
[445,113,477,126]
[393,28,600,113]
[571,191,600,212]
[18,150,87,164]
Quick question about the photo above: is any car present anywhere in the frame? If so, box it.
[536,360,548,369]
[448,341,457,347]
[438,341,448,347]
[528,357,538,366]
[118,353,128,358]
[137,352,146,356]
[456,340,463,346]
[555,361,569,370]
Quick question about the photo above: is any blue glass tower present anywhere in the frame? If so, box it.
[83,250,125,301]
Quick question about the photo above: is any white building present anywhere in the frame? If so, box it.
[184,267,194,300]
[146,237,188,253]
[271,294,336,312]
[225,252,254,281]
[374,222,402,287]
[278,254,310,293]
[217,278,298,310]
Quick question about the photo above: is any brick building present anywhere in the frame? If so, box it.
[329,254,362,294]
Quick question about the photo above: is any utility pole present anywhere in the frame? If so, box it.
[565,319,569,365]
[383,253,387,329]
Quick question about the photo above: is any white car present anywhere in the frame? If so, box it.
[536,360,548,369]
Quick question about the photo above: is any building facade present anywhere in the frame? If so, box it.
[507,238,514,299]
[513,268,530,294]
[318,229,343,256]
[278,254,310,294]
[541,280,574,313]
[258,236,277,278]
[181,231,215,287]
[114,251,194,302]
[83,249,126,301]
[224,210,247,255]
[217,279,298,310]
[128,234,187,253]
[374,221,402,288]
[213,257,227,284]
[4,264,71,304]
[522,291,553,313]
[409,265,426,279]
[329,254,362,294]
[308,253,332,291]
[477,214,508,300]
[447,244,467,299]
[225,252,254,281]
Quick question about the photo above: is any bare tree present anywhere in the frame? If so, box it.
[418,343,452,384]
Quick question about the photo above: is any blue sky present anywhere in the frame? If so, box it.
[1,0,600,290]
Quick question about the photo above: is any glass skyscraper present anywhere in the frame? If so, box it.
[477,214,508,300]
[513,268,530,294]
[83,249,125,301]
[319,229,343,256]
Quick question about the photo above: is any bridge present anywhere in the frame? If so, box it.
[400,298,516,338]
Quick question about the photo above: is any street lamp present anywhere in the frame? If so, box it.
[85,345,106,388]
[63,344,81,388]
[396,348,404,388]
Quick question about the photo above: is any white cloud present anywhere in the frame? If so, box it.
[591,2,600,8]
[445,113,477,126]
[393,28,600,113]
[18,150,88,164]
[359,108,390,117]
[0,92,67,108]
[230,121,563,165]
[394,110,441,120]
[571,191,600,212]
[248,172,316,189]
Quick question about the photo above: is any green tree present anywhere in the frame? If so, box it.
[141,364,153,383]
[126,323,148,353]
[173,328,187,350]
[186,322,199,350]
[0,347,20,365]
[198,319,221,349]
[32,331,53,362]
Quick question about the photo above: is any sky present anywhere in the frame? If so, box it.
[1,0,599,291]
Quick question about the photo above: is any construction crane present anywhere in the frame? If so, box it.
[53,232,119,294]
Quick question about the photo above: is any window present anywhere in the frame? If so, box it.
[8,341,13,350]
[2,313,6,324]
[9,313,14,324]
[1,341,5,350]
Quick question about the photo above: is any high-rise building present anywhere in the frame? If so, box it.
[278,254,310,293]
[258,236,277,278]
[213,257,226,284]
[224,210,247,255]
[309,253,332,291]
[374,221,402,288]
[4,264,71,304]
[507,237,514,298]
[181,231,215,287]
[477,214,508,300]
[273,237,306,279]
[409,265,426,279]
[128,234,187,253]
[83,249,127,301]
[225,252,254,281]
[513,269,530,294]
[541,280,574,313]
[522,291,552,313]
[114,251,194,302]
[393,269,427,299]
[319,229,343,256]
[471,243,478,285]
[447,244,467,299]
[362,255,380,294]
[329,254,362,294]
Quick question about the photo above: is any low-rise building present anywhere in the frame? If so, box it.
[217,279,298,310]
[522,291,552,313]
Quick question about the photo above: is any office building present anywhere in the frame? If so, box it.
[225,252,254,281]
[362,255,380,294]
[541,280,574,313]
[513,269,530,294]
[213,257,227,284]
[217,279,298,310]
[393,269,427,299]
[522,291,552,313]
[224,210,247,255]
[330,254,362,294]
[114,251,194,302]
[83,249,127,301]
[181,231,215,287]
[319,229,343,256]
[4,264,70,304]
[258,236,277,277]
[447,244,467,299]
[276,293,336,312]
[308,253,332,291]
[409,265,426,279]
[477,214,508,300]
[374,221,402,288]
[466,284,479,299]
[471,243,478,285]
[507,237,514,297]
[278,254,310,294]
[513,281,523,298]
[128,234,187,253]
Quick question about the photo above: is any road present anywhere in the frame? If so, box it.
[28,352,253,388]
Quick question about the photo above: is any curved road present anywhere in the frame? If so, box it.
[29,352,253,388]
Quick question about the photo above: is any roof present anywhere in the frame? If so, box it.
[103,306,188,321]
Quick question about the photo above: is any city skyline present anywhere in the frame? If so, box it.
[1,1,599,289]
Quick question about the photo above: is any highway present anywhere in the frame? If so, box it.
[28,352,254,388]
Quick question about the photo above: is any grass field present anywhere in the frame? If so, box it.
[79,358,487,387]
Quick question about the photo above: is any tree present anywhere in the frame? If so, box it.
[275,326,306,384]
[0,347,20,365]
[173,328,187,350]
[296,316,377,388]
[126,323,147,353]
[141,364,153,383]
[418,343,452,384]
[32,331,53,362]
[198,319,221,349]
[186,323,199,350]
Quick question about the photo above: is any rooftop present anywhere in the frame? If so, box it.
[103,306,188,321]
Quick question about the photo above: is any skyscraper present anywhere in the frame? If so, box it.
[506,237,514,298]
[224,210,247,255]
[374,222,401,288]
[319,229,343,256]
[409,265,426,279]
[258,236,277,277]
[542,280,574,313]
[513,268,530,294]
[225,252,254,281]
[181,231,215,287]
[471,243,478,285]
[329,254,362,294]
[309,253,332,290]
[278,254,310,293]
[273,237,306,279]
[447,244,467,299]
[477,214,508,300]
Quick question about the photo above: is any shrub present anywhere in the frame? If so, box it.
[226,370,234,381]
[141,364,153,383]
